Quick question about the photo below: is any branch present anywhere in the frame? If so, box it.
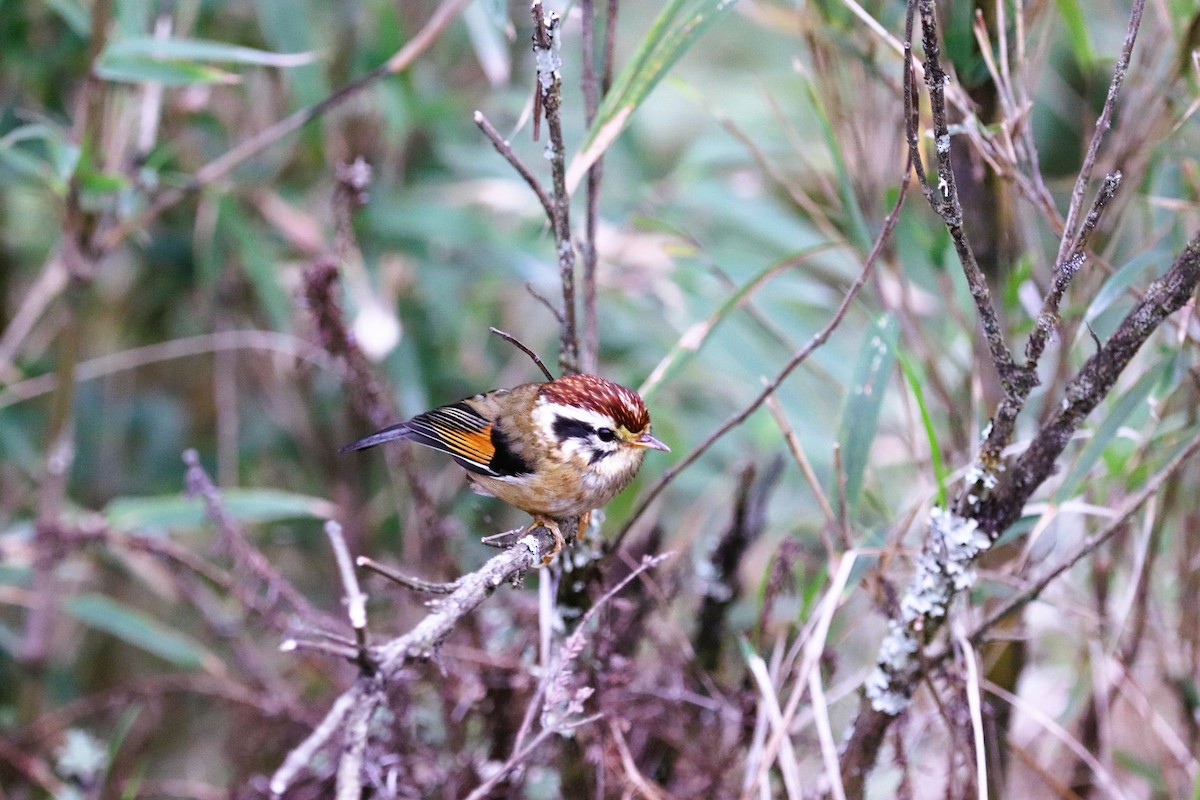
[976,233,1200,535]
[96,0,472,254]
[838,5,1168,793]
[531,0,580,376]
[474,110,555,221]
[842,205,1200,800]
[612,160,912,551]
[907,0,1024,393]
[967,430,1200,648]
[490,326,555,381]
[269,518,580,795]
[1055,0,1145,266]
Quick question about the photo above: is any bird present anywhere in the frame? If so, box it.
[341,373,669,563]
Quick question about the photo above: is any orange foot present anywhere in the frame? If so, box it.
[529,515,565,568]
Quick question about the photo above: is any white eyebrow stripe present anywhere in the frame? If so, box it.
[542,403,617,431]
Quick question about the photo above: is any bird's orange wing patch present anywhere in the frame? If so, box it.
[428,420,496,469]
[404,402,500,476]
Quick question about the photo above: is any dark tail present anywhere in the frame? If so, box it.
[338,422,412,453]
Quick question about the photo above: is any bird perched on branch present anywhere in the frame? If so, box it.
[341,374,669,563]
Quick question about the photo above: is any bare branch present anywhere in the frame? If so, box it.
[324,521,371,668]
[531,0,580,375]
[908,0,1025,392]
[613,160,912,551]
[357,556,465,595]
[271,518,582,791]
[474,110,554,221]
[1056,0,1146,266]
[97,0,472,254]
[490,326,555,380]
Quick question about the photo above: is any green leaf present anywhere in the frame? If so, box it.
[639,243,837,401]
[63,594,212,670]
[0,123,76,194]
[801,79,872,251]
[567,0,740,190]
[1085,250,1162,324]
[105,489,336,532]
[838,315,898,514]
[104,36,315,67]
[43,0,91,36]
[95,55,240,86]
[1055,359,1171,501]
[1054,0,1096,65]
[899,353,947,507]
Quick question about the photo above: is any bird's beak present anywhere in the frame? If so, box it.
[632,432,670,452]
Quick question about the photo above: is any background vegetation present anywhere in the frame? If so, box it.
[2,0,1199,797]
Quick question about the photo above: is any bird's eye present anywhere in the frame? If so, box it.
[595,427,616,443]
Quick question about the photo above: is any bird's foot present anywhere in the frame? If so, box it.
[529,515,565,568]
[576,510,593,546]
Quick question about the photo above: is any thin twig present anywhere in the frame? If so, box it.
[525,281,566,323]
[335,676,384,800]
[280,637,362,661]
[610,719,677,800]
[270,687,361,796]
[0,330,335,411]
[183,450,321,621]
[1025,172,1122,364]
[490,326,555,380]
[357,556,464,594]
[910,0,1024,393]
[474,110,554,221]
[1056,0,1146,266]
[96,0,472,254]
[462,714,604,800]
[324,521,371,668]
[271,519,577,791]
[764,392,839,557]
[968,431,1200,646]
[613,164,911,550]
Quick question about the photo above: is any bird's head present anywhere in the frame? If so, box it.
[533,374,669,478]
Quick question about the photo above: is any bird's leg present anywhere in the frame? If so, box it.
[529,515,564,568]
[576,510,593,545]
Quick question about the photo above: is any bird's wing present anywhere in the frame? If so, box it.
[342,401,530,478]
[402,402,501,476]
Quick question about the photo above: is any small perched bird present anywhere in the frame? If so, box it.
[341,374,668,561]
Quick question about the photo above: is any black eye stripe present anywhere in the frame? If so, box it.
[552,416,595,442]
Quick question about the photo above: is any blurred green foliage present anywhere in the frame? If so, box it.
[2,0,1200,796]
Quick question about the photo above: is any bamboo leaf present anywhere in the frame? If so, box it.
[639,243,837,401]
[1055,359,1172,501]
[838,315,898,513]
[104,36,315,67]
[567,0,740,191]
[1054,0,1095,65]
[95,55,240,86]
[899,353,947,507]
[105,489,337,532]
[63,595,214,670]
